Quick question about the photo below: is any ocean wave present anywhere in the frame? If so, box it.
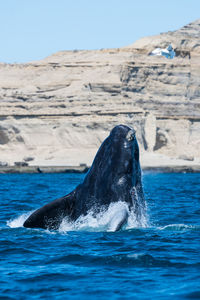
[0,247,38,256]
[46,252,200,268]
[158,224,200,231]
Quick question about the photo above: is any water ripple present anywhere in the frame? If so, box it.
[0,172,200,299]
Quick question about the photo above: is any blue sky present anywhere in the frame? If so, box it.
[0,0,199,63]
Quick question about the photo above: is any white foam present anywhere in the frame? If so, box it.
[126,208,149,229]
[59,201,148,233]
[7,201,148,232]
[7,212,33,228]
[158,224,199,231]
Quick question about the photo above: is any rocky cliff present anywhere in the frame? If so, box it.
[0,19,200,168]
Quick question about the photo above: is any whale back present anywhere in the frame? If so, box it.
[23,191,77,229]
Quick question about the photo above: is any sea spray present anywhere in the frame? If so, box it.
[7,212,33,228]
[59,201,148,233]
[7,201,149,232]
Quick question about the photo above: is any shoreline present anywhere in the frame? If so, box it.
[0,165,200,174]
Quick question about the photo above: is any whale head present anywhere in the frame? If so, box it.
[75,125,145,216]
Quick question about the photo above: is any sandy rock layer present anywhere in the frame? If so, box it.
[0,20,200,168]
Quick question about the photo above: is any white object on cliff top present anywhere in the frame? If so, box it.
[149,44,175,59]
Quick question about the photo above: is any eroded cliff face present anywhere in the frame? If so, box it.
[0,20,200,167]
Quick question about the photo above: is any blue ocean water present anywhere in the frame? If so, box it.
[1,172,200,299]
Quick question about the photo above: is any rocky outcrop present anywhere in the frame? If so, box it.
[0,20,200,168]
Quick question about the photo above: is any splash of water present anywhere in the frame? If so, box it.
[59,201,149,233]
[158,224,200,231]
[7,212,33,228]
[7,201,149,232]
[129,185,148,229]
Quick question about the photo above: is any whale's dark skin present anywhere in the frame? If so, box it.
[23,125,145,230]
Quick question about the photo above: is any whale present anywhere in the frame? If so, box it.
[23,124,146,231]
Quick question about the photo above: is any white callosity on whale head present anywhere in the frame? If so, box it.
[124,128,136,148]
[117,176,126,185]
